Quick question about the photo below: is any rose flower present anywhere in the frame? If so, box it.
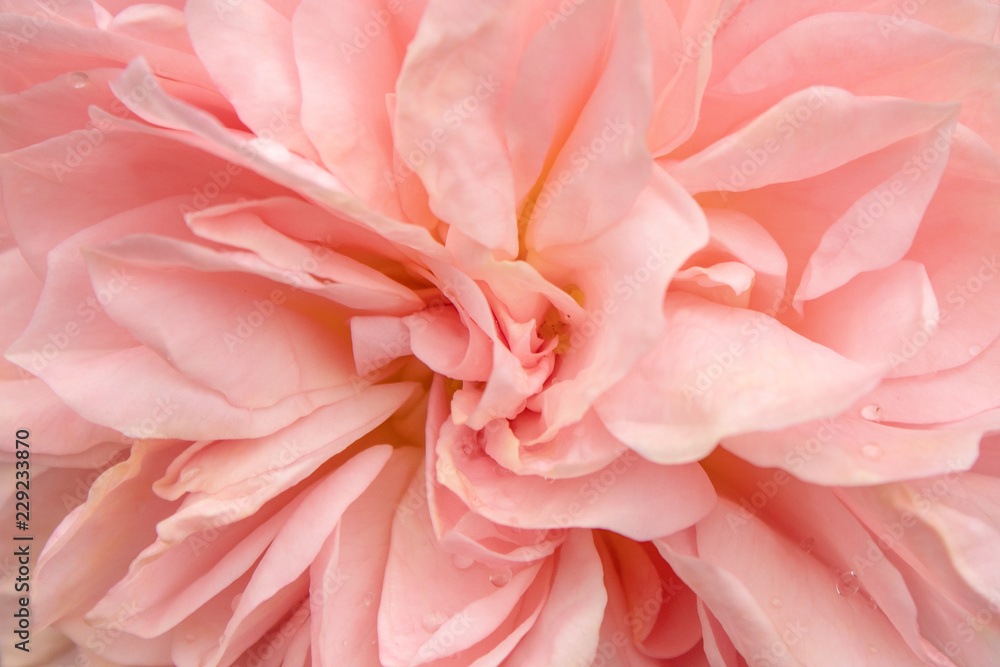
[2,0,1000,665]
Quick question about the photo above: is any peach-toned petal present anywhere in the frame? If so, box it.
[186,0,320,161]
[595,292,878,464]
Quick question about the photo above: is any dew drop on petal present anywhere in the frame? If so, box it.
[179,467,202,483]
[969,345,983,357]
[861,443,882,460]
[869,645,878,655]
[770,597,782,608]
[860,404,881,422]
[866,594,879,610]
[363,592,375,607]
[460,441,474,457]
[451,554,474,570]
[836,571,861,596]
[798,537,815,554]
[184,633,196,643]
[489,568,512,588]
[69,71,89,88]
[421,611,448,632]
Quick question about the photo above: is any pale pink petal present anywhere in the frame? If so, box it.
[291,0,423,215]
[795,260,938,373]
[522,0,654,252]
[436,417,716,541]
[722,414,982,486]
[527,167,709,439]
[692,13,1000,154]
[504,530,605,667]
[310,448,422,667]
[889,126,1000,377]
[595,292,878,464]
[656,500,928,666]
[186,0,320,160]
[206,446,393,666]
[32,440,185,627]
[377,462,545,666]
[695,207,788,313]
[106,59,449,261]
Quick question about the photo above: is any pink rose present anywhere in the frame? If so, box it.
[2,0,1000,665]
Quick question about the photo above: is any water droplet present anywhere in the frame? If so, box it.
[489,567,512,588]
[69,71,89,88]
[860,404,881,422]
[421,611,448,632]
[969,345,983,357]
[230,593,242,611]
[184,633,196,642]
[861,443,882,460]
[836,571,861,596]
[451,554,474,570]
[869,645,878,654]
[460,441,474,457]
[363,592,375,607]
[798,537,815,554]
[866,594,879,610]
[770,597,782,608]
[179,467,202,483]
